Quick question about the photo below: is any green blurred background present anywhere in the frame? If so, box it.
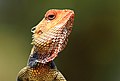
[0,0,120,81]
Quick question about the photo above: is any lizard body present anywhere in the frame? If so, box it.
[17,9,74,81]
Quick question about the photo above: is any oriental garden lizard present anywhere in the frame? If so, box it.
[17,9,75,81]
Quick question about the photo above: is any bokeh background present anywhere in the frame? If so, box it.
[0,0,120,81]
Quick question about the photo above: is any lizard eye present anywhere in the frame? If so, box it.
[47,14,55,20]
[45,10,56,20]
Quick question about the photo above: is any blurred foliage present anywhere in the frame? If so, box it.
[0,0,120,81]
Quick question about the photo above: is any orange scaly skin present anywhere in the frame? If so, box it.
[17,9,74,81]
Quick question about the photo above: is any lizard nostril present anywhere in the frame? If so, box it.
[37,30,43,35]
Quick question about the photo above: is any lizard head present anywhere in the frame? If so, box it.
[31,9,74,63]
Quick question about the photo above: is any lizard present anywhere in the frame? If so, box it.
[17,9,75,81]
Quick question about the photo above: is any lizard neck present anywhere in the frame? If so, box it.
[30,61,56,69]
[28,46,56,69]
[30,45,55,63]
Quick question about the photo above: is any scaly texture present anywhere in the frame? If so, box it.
[17,9,74,81]
[31,9,74,63]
